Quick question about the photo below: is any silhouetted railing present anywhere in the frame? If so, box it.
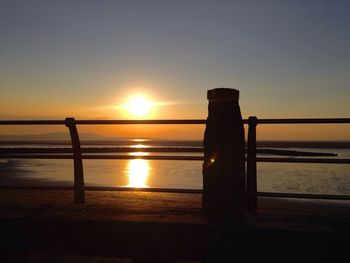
[246,117,350,213]
[1,118,350,209]
[0,118,207,203]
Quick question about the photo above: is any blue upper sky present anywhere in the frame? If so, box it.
[1,0,349,123]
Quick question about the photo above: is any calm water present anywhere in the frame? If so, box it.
[1,143,350,195]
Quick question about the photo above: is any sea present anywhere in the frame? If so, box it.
[0,140,350,196]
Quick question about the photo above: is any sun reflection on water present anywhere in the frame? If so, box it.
[126,159,150,188]
[130,144,149,148]
[129,152,149,156]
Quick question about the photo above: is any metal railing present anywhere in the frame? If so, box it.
[0,118,207,203]
[1,117,350,211]
[246,117,350,212]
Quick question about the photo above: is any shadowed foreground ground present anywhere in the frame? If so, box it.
[0,190,349,262]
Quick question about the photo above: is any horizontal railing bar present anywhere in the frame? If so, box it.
[0,120,66,125]
[0,119,207,125]
[82,155,204,160]
[75,119,207,125]
[0,185,202,194]
[1,186,348,200]
[2,154,350,164]
[0,154,74,159]
[86,186,202,193]
[257,192,350,200]
[256,157,350,164]
[0,154,204,161]
[2,118,350,126]
[87,155,204,161]
[256,118,350,124]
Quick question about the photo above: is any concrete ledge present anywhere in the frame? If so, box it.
[0,190,349,262]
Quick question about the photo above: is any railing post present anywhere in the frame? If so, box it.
[202,88,246,222]
[65,117,85,204]
[247,116,258,213]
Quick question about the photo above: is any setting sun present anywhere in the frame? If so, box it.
[127,95,152,118]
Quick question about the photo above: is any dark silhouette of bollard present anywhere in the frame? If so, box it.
[202,88,246,221]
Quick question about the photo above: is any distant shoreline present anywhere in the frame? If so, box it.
[0,146,338,157]
[1,139,350,148]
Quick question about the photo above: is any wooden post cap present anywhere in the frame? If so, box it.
[207,88,239,101]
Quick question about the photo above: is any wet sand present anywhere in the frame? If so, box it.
[0,189,349,222]
[0,159,72,186]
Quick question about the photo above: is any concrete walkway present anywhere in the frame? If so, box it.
[0,190,349,262]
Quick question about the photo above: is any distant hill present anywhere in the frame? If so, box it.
[0,132,116,141]
[257,140,350,149]
[0,133,349,148]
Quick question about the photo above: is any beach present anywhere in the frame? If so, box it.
[0,189,349,262]
[1,140,350,261]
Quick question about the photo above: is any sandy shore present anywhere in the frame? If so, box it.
[0,189,349,262]
[0,190,203,223]
[0,189,349,228]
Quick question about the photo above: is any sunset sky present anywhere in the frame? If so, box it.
[1,1,349,140]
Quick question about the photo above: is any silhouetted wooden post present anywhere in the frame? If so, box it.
[247,116,258,213]
[65,117,85,204]
[202,88,246,221]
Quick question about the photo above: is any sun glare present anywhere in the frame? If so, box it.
[127,95,152,118]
